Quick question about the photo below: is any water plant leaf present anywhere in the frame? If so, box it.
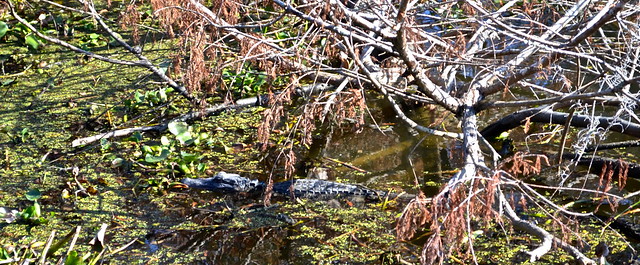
[134,91,144,103]
[21,202,41,220]
[168,121,193,145]
[25,188,41,201]
[64,251,85,265]
[89,223,108,252]
[100,138,110,150]
[179,162,191,174]
[0,247,9,260]
[131,132,142,142]
[168,121,188,136]
[158,88,167,102]
[25,34,40,49]
[111,157,124,167]
[32,201,41,217]
[180,151,199,163]
[496,131,509,140]
[176,131,193,145]
[160,136,170,146]
[1,79,14,86]
[141,145,153,154]
[0,22,7,38]
[144,148,170,163]
[158,60,171,75]
[19,128,29,142]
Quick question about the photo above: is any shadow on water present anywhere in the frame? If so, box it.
[146,227,288,264]
[145,191,419,264]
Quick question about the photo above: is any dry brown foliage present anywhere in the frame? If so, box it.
[170,54,183,79]
[150,0,194,37]
[499,152,549,177]
[397,181,499,265]
[396,193,431,242]
[213,0,239,26]
[256,85,294,152]
[299,103,320,147]
[614,159,629,191]
[191,37,212,92]
[184,25,207,93]
[426,186,469,264]
[593,160,629,213]
[120,4,140,44]
[523,117,532,134]
[480,172,501,219]
[150,0,236,98]
[422,226,443,264]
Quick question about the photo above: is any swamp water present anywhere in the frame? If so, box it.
[0,45,460,263]
[140,114,461,264]
[0,45,639,265]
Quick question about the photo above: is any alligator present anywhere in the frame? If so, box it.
[181,171,412,200]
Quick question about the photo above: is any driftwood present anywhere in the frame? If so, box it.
[564,154,640,177]
[481,107,640,140]
[583,140,640,152]
[71,84,331,147]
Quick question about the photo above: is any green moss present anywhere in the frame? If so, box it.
[1,3,638,265]
[281,199,402,263]
[0,23,189,262]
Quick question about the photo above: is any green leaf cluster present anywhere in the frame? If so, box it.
[140,121,209,176]
[0,127,31,144]
[7,188,49,226]
[0,20,43,49]
[222,65,268,97]
[124,87,174,116]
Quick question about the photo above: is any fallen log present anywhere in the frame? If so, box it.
[71,84,331,147]
[481,107,640,140]
[563,154,640,178]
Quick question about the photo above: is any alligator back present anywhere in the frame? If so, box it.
[272,179,379,198]
[181,173,400,200]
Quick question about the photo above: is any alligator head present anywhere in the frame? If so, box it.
[181,172,263,193]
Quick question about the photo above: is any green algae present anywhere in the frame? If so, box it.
[0,22,190,262]
[1,43,637,264]
[281,199,406,264]
[0,4,639,265]
[0,32,274,262]
[0,43,637,263]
